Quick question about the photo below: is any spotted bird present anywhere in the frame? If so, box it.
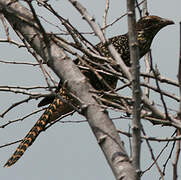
[4,15,174,167]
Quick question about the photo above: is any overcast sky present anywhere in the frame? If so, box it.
[0,0,181,180]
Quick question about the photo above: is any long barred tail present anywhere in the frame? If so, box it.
[4,96,73,167]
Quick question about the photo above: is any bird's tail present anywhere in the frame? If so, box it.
[4,95,73,167]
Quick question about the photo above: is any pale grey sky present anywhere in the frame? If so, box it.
[0,0,181,180]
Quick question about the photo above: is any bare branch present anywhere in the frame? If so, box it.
[141,128,164,179]
[173,132,180,180]
[127,0,141,174]
[102,0,109,34]
[0,108,46,128]
[0,59,41,66]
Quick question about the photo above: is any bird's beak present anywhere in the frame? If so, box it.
[161,18,174,26]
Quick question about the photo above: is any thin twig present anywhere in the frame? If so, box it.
[0,96,42,118]
[173,131,181,180]
[150,52,170,120]
[118,129,181,142]
[0,139,22,149]
[162,131,176,175]
[0,59,41,66]
[102,0,109,34]
[0,108,46,128]
[141,128,164,179]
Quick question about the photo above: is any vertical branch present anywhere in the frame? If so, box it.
[173,21,181,180]
[143,52,151,97]
[142,0,148,16]
[127,0,141,176]
[142,0,151,97]
[102,0,109,34]
[178,24,181,112]
[173,140,180,180]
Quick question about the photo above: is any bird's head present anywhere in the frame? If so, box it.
[136,16,174,57]
[136,15,174,35]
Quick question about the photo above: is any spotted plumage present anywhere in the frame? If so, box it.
[4,15,174,167]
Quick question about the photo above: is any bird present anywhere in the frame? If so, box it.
[4,15,174,167]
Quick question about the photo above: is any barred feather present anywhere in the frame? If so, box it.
[4,90,73,167]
